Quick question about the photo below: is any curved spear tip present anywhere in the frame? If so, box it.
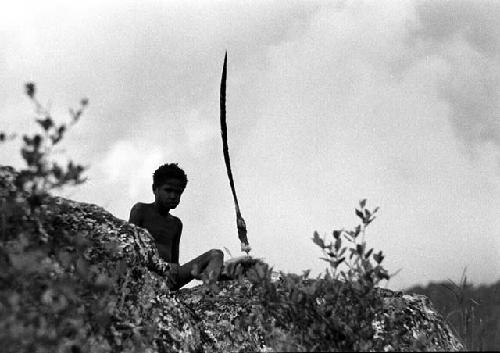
[221,52,227,81]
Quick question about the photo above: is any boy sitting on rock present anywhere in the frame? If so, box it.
[129,163,224,291]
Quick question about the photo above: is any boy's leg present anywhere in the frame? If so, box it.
[170,249,224,291]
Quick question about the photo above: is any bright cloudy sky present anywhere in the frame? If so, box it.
[1,0,499,290]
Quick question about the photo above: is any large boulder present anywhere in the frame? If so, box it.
[0,166,463,352]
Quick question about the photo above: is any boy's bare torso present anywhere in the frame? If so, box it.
[130,202,182,263]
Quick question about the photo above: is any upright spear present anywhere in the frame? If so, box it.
[220,52,251,254]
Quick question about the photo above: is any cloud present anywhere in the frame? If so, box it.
[183,109,218,156]
[411,0,500,154]
[101,140,164,196]
[413,0,500,55]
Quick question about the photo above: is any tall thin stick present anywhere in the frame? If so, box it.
[220,52,250,253]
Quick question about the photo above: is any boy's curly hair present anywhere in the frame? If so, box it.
[152,163,188,189]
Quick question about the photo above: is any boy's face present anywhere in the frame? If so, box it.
[153,178,185,210]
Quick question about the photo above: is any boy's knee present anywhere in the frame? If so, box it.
[209,248,223,260]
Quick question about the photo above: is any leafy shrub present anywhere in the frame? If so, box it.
[1,82,87,237]
[0,84,160,352]
[0,83,90,352]
[236,200,397,351]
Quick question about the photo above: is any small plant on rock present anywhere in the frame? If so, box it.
[237,199,394,351]
[1,82,88,243]
[4,82,87,211]
[313,199,389,290]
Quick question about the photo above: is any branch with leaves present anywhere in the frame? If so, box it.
[1,83,89,239]
[13,83,88,207]
[312,199,389,287]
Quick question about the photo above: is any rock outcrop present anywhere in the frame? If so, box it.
[0,166,464,352]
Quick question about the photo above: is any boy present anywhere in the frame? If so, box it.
[129,163,224,291]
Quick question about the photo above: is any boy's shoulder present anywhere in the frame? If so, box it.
[169,214,182,226]
[130,202,153,220]
[131,202,149,213]
[130,203,182,223]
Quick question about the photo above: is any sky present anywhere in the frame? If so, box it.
[1,0,499,290]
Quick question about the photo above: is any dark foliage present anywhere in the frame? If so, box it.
[1,83,87,219]
[230,200,460,351]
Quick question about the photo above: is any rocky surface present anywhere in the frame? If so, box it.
[0,166,464,352]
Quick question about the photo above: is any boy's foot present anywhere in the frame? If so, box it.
[221,255,262,280]
[207,281,220,294]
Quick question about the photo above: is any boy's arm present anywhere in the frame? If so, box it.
[171,219,182,264]
[129,203,143,227]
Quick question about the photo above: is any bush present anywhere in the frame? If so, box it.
[236,200,397,351]
[0,84,160,352]
[1,83,87,235]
